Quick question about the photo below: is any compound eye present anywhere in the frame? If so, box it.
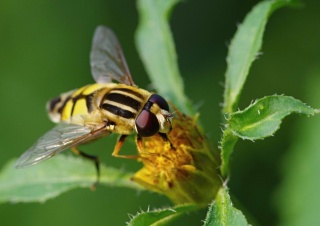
[135,110,159,137]
[148,94,169,111]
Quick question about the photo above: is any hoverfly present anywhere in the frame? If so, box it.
[15,25,173,185]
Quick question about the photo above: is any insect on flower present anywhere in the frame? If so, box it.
[15,25,174,186]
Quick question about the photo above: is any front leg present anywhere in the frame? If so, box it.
[112,134,140,159]
[158,132,175,150]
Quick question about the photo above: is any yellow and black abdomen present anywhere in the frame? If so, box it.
[47,83,107,123]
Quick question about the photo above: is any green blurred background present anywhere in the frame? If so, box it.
[1,0,320,225]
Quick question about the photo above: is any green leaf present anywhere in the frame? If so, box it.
[220,95,318,176]
[128,204,198,226]
[0,155,143,203]
[223,0,296,114]
[227,95,318,140]
[203,187,248,226]
[135,0,194,115]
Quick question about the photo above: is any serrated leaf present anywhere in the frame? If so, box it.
[220,95,318,176]
[128,204,198,226]
[0,155,143,203]
[203,187,248,226]
[135,0,194,115]
[223,0,296,113]
[228,95,318,140]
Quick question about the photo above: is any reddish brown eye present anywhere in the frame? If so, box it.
[135,110,159,137]
[148,94,169,111]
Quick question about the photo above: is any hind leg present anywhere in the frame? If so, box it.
[71,147,100,190]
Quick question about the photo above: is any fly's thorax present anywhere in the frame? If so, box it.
[99,84,151,134]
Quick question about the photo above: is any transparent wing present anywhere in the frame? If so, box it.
[15,123,109,168]
[90,25,135,86]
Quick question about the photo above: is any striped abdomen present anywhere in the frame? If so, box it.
[47,83,105,123]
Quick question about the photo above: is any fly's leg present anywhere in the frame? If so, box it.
[136,134,143,154]
[71,147,100,190]
[112,134,139,159]
[158,132,175,150]
[135,134,150,156]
